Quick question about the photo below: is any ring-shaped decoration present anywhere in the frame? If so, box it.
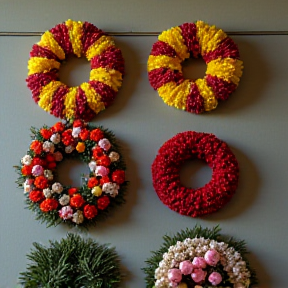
[19,233,123,287]
[143,225,257,288]
[15,120,127,227]
[26,19,125,121]
[151,131,239,217]
[148,21,243,113]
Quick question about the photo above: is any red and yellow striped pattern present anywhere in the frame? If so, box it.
[148,21,243,114]
[26,20,125,121]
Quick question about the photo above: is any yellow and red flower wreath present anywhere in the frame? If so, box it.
[148,21,243,113]
[151,131,239,217]
[15,120,127,227]
[27,19,124,121]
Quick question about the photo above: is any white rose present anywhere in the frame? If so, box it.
[88,160,97,172]
[102,182,119,197]
[44,169,53,180]
[50,133,61,144]
[43,188,53,198]
[65,145,74,154]
[72,127,81,138]
[43,141,55,153]
[59,194,70,206]
[72,210,84,224]
[52,182,63,194]
[109,151,120,162]
[21,155,32,165]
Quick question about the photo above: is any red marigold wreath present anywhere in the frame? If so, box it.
[151,131,239,217]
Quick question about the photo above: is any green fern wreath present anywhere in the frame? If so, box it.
[19,233,123,288]
[143,225,258,288]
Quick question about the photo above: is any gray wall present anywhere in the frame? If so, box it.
[1,1,288,287]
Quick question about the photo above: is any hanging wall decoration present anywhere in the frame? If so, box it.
[152,131,239,217]
[19,233,123,287]
[148,21,243,114]
[143,225,257,288]
[26,19,125,121]
[15,120,127,227]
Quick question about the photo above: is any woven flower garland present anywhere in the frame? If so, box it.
[15,120,127,227]
[148,21,243,113]
[143,225,257,288]
[19,233,123,287]
[26,19,124,121]
[152,131,239,217]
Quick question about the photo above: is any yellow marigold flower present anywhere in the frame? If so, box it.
[158,26,189,61]
[38,81,63,111]
[80,83,105,114]
[196,20,227,55]
[63,87,77,119]
[147,55,182,72]
[158,80,192,110]
[195,79,218,111]
[206,58,243,85]
[76,142,86,153]
[90,67,123,92]
[86,35,115,60]
[28,57,60,75]
[65,19,83,57]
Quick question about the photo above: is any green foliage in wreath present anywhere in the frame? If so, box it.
[19,233,123,288]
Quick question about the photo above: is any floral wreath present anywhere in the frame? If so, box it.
[148,21,243,114]
[143,225,257,288]
[26,19,124,122]
[15,119,127,227]
[19,233,123,287]
[151,131,239,217]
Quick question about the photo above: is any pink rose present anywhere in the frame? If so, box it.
[208,271,222,285]
[191,268,207,283]
[98,138,111,151]
[95,166,109,177]
[168,268,182,284]
[192,257,207,269]
[32,165,44,176]
[179,260,193,275]
[204,249,220,266]
[58,206,73,220]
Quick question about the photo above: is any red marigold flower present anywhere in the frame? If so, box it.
[73,119,84,128]
[46,153,55,162]
[68,187,78,196]
[29,190,45,202]
[30,140,43,155]
[40,128,52,140]
[97,155,111,167]
[70,194,85,208]
[22,165,32,176]
[87,177,98,188]
[97,195,110,210]
[47,162,57,170]
[40,198,58,212]
[92,146,104,159]
[112,170,125,184]
[100,176,110,185]
[90,128,104,142]
[83,204,98,219]
[62,129,74,146]
[51,122,65,133]
[79,128,90,141]
[34,175,48,189]
[32,157,47,167]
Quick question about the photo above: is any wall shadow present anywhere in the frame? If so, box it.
[203,145,261,220]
